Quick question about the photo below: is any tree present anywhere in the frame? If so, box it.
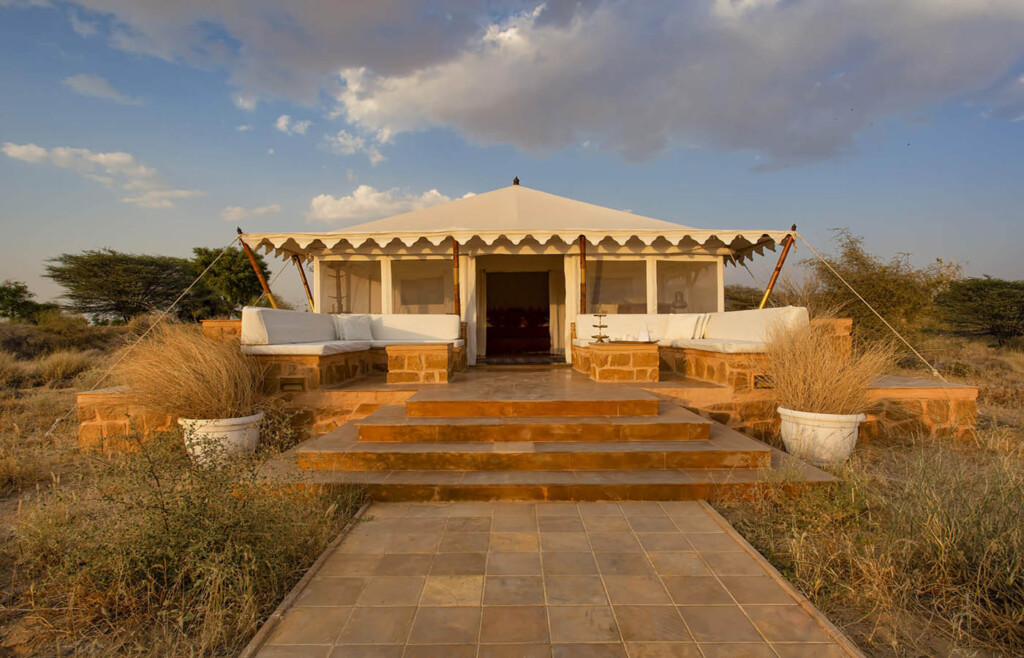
[192,246,270,313]
[0,280,59,322]
[936,277,1024,345]
[724,285,762,311]
[45,249,197,322]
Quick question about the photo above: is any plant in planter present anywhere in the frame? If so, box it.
[117,324,264,462]
[762,321,894,466]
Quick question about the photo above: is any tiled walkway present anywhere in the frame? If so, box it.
[253,501,859,658]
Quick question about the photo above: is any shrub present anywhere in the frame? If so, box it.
[32,349,96,386]
[936,277,1024,346]
[764,321,895,415]
[10,429,365,654]
[0,351,29,390]
[116,324,263,419]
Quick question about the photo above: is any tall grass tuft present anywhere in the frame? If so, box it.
[32,349,96,386]
[763,320,895,415]
[116,323,262,419]
[0,350,29,390]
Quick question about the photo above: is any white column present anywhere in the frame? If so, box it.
[312,258,323,313]
[461,254,477,365]
[563,253,577,363]
[380,256,393,313]
[716,257,725,312]
[646,257,658,314]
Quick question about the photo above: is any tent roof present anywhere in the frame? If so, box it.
[241,184,792,263]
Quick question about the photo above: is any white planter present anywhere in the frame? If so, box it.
[777,407,866,466]
[178,411,263,463]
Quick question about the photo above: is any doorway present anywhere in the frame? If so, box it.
[485,271,551,356]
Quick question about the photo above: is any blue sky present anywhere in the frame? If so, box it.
[1,0,1022,306]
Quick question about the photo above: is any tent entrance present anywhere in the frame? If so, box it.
[485,271,551,356]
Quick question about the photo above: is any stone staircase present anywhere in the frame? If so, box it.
[287,377,831,501]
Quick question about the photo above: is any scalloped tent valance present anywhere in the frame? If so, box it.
[240,185,792,264]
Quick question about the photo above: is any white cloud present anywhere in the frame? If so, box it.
[221,203,282,222]
[235,124,253,132]
[28,0,1024,166]
[2,142,203,209]
[68,10,99,37]
[267,148,274,155]
[275,114,311,135]
[62,74,143,105]
[324,129,384,165]
[233,94,257,111]
[307,184,467,223]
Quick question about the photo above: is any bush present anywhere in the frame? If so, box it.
[32,349,96,386]
[116,324,263,419]
[10,430,365,654]
[936,277,1024,346]
[0,351,29,390]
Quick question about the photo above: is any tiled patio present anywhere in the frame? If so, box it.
[252,501,859,657]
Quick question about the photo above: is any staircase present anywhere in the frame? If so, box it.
[289,374,830,501]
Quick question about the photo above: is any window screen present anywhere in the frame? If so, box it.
[323,261,381,314]
[392,259,454,314]
[657,260,718,313]
[586,260,646,314]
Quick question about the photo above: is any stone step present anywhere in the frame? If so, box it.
[404,397,661,418]
[355,403,712,442]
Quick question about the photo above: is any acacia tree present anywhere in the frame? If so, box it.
[936,277,1024,345]
[192,246,270,313]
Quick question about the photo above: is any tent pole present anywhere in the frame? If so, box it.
[292,255,315,312]
[579,235,587,314]
[758,224,797,309]
[452,237,461,317]
[237,228,277,309]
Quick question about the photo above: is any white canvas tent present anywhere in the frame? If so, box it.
[241,184,792,365]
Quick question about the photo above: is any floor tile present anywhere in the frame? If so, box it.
[628,516,678,533]
[544,575,608,605]
[419,575,484,606]
[480,606,549,643]
[770,643,848,657]
[336,533,391,554]
[625,643,701,657]
[491,516,538,532]
[336,606,415,644]
[449,502,494,517]
[328,646,403,658]
[267,607,352,646]
[698,644,774,657]
[491,532,541,552]
[678,605,763,642]
[552,644,626,658]
[702,552,766,576]
[542,552,599,576]
[685,532,744,553]
[407,606,482,644]
[386,532,441,553]
[662,576,733,605]
[405,504,451,518]
[404,645,477,658]
[478,644,552,658]
[577,502,623,517]
[618,502,668,518]
[596,553,656,576]
[373,553,434,576]
[356,576,425,606]
[636,533,692,552]
[743,605,833,642]
[484,575,545,605]
[488,551,543,575]
[613,605,690,642]
[604,575,673,604]
[540,532,591,552]
[548,605,619,643]
[256,646,331,658]
[659,502,706,518]
[671,516,723,533]
[719,576,795,604]
[296,578,367,607]
[446,516,492,532]
[589,532,643,552]
[431,552,488,575]
[539,517,585,532]
[647,552,710,577]
[320,554,381,578]
[536,502,580,517]
[582,516,631,533]
[492,502,537,517]
[439,532,491,553]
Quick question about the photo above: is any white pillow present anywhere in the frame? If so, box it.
[331,315,346,340]
[664,314,700,340]
[692,313,711,339]
[340,315,373,341]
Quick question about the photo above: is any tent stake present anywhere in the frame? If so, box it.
[758,224,797,309]
[237,227,277,309]
[452,237,461,317]
[292,255,315,312]
[579,235,587,314]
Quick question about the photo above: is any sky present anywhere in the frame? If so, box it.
[1,0,1022,307]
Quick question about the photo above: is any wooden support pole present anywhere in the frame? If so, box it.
[237,227,277,309]
[452,237,461,317]
[759,224,797,309]
[579,235,587,314]
[292,254,315,312]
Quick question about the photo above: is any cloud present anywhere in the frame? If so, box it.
[324,129,384,165]
[68,10,99,37]
[235,124,253,132]
[36,0,1024,166]
[3,142,203,209]
[275,114,311,135]
[233,94,257,111]
[62,73,143,105]
[222,203,282,222]
[307,184,469,223]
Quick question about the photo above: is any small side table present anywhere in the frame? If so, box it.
[587,341,660,382]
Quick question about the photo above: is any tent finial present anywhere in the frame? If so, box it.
[513,176,519,186]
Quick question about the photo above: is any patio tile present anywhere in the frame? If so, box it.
[328,647,403,658]
[647,552,710,577]
[490,532,541,552]
[544,575,608,605]
[367,503,409,517]
[439,532,491,553]
[405,504,451,518]
[491,516,537,531]
[492,502,537,517]
[702,552,766,576]
[685,532,744,553]
[719,576,794,604]
[548,605,619,643]
[446,516,492,532]
[662,576,733,605]
[257,647,331,658]
[613,605,690,642]
[480,606,549,643]
[582,516,631,533]
[449,502,494,517]
[677,605,762,642]
[543,552,599,575]
[636,533,692,552]
[404,645,477,658]
[431,552,488,575]
[618,502,668,517]
[659,501,706,517]
[336,606,415,644]
[596,553,656,576]
[628,516,678,533]
[625,643,701,657]
[356,576,425,606]
[540,532,591,552]
[539,517,585,532]
[552,644,626,658]
[487,551,542,575]
[267,607,351,645]
[478,645,552,658]
[483,575,545,605]
[698,644,774,657]
[295,577,367,607]
[402,517,449,532]
[743,605,833,642]
[589,532,643,552]
[536,502,580,517]
[671,516,723,533]
[373,553,434,576]
[336,533,391,554]
[577,502,623,517]
[386,532,441,553]
[771,643,848,657]
[419,575,484,606]
[603,575,673,604]
[407,606,481,644]
[320,554,380,578]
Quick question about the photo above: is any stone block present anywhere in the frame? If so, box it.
[634,351,659,368]
[387,371,422,384]
[609,353,632,367]
[424,351,450,370]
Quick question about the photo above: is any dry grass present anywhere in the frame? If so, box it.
[764,321,896,415]
[0,351,29,390]
[116,323,262,419]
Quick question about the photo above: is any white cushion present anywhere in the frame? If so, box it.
[370,339,464,349]
[670,338,768,354]
[369,314,461,341]
[242,340,371,356]
[241,307,337,345]
[575,314,670,342]
[702,306,809,342]
[338,314,373,340]
[664,314,703,340]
